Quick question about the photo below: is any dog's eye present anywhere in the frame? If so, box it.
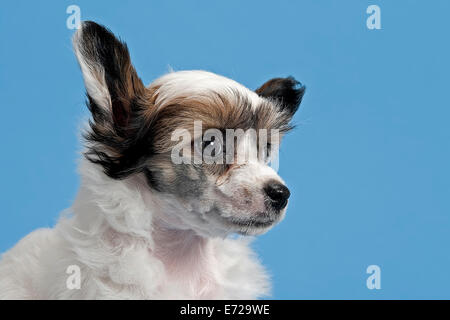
[202,136,222,157]
[194,136,224,159]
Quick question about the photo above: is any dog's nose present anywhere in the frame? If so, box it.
[264,181,290,210]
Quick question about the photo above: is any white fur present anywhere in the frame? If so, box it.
[72,30,111,111]
[0,158,270,299]
[151,70,262,110]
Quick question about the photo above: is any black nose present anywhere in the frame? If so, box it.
[264,181,290,210]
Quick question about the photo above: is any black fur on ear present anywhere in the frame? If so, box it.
[255,77,305,116]
[73,21,145,131]
[73,21,152,179]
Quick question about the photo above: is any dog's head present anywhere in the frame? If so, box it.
[73,21,305,237]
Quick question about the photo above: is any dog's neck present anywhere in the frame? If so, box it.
[73,160,219,297]
[151,217,213,276]
[148,196,220,297]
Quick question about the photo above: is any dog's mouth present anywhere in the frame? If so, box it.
[222,215,279,235]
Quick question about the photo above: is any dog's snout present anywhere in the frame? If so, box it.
[264,181,290,210]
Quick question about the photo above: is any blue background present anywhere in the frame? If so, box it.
[1,0,449,299]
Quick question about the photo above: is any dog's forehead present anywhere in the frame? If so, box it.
[147,70,263,110]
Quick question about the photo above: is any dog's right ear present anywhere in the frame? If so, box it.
[73,21,145,131]
[73,21,152,179]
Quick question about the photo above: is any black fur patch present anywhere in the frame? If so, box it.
[255,77,305,117]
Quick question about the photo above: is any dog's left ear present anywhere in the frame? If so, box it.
[255,77,305,117]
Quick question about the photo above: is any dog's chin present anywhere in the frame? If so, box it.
[219,213,285,236]
[165,199,286,237]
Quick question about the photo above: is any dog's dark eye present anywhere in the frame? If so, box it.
[195,136,224,159]
[202,136,222,157]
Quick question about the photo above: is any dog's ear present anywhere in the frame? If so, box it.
[73,21,150,179]
[255,77,305,117]
[73,21,145,131]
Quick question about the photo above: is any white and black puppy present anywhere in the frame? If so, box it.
[0,21,305,299]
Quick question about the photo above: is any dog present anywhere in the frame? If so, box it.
[0,21,305,299]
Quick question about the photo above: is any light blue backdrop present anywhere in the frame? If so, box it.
[1,0,449,299]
